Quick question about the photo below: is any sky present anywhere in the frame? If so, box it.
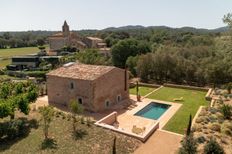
[0,0,231,31]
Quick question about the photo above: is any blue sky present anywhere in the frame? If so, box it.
[0,0,231,31]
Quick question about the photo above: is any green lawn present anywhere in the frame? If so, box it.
[0,46,49,68]
[0,59,11,68]
[130,86,156,96]
[147,87,209,134]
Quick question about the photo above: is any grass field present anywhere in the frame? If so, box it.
[129,86,156,96]
[0,46,49,68]
[0,112,140,154]
[147,87,208,134]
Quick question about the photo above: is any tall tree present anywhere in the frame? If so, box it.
[112,136,116,154]
[112,39,140,68]
[186,114,192,136]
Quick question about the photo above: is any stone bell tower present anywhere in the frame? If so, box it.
[62,20,70,37]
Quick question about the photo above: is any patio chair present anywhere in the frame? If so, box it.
[173,97,183,101]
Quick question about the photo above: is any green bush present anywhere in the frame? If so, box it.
[204,138,224,154]
[196,136,206,144]
[0,119,27,140]
[221,104,232,119]
[179,134,197,154]
[24,71,47,78]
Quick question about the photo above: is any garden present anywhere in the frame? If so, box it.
[130,85,209,135]
[0,81,141,154]
[0,110,141,154]
[192,88,232,154]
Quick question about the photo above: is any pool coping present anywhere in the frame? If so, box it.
[134,101,172,120]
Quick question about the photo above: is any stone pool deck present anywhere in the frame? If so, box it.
[95,95,182,142]
[134,130,183,154]
[117,96,182,131]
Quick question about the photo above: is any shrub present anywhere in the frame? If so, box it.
[86,117,92,127]
[0,119,28,140]
[209,108,218,114]
[179,134,197,154]
[196,136,206,144]
[221,104,232,119]
[208,115,218,123]
[24,71,47,78]
[80,116,85,124]
[221,121,232,136]
[204,138,224,154]
[192,124,202,132]
[209,123,221,132]
[195,117,204,123]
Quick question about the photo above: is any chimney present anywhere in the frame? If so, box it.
[124,67,128,91]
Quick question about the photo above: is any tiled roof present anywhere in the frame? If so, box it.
[47,63,116,80]
[86,37,103,41]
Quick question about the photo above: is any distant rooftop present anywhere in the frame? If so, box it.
[47,63,116,80]
[86,37,103,41]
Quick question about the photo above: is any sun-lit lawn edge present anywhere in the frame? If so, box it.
[129,86,156,96]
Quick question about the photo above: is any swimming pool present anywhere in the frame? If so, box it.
[135,102,171,120]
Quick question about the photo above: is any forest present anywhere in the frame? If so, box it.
[1,14,232,87]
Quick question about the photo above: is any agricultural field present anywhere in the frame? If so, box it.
[0,46,49,68]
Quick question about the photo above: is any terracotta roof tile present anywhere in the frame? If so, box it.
[47,63,116,80]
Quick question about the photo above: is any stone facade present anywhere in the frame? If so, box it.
[46,63,129,112]
[48,21,111,55]
[48,21,85,54]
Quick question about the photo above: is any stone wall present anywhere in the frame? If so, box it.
[93,68,129,112]
[163,83,209,91]
[46,75,93,110]
[49,37,68,51]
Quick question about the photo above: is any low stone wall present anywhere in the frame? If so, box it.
[163,83,209,92]
[192,106,204,126]
[96,111,117,125]
[205,88,213,101]
[210,99,216,107]
[139,83,161,88]
[95,111,160,142]
[130,82,161,89]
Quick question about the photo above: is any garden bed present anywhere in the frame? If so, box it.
[0,110,141,154]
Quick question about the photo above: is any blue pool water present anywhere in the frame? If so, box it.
[135,102,171,120]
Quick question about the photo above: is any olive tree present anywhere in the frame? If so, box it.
[39,106,55,140]
[69,100,83,133]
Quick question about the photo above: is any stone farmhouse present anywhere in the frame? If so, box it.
[46,63,129,112]
[48,21,111,56]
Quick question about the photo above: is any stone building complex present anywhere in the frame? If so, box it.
[48,21,110,56]
[46,63,129,112]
